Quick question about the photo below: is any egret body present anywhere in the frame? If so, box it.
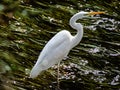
[30,11,104,78]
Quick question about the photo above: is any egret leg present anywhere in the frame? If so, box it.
[57,61,60,90]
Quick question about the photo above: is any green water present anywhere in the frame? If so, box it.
[0,0,120,90]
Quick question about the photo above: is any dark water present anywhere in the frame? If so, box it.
[0,0,120,90]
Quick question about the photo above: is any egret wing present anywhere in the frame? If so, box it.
[37,30,72,66]
[30,30,72,78]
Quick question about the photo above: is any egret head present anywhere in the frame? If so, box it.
[79,11,105,14]
[88,11,105,15]
[69,11,105,30]
[76,11,105,17]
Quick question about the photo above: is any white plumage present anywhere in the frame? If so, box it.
[30,11,104,78]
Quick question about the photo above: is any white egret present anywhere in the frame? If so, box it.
[30,11,104,79]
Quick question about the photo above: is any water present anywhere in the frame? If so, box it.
[0,0,120,90]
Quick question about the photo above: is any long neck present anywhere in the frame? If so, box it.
[69,13,84,49]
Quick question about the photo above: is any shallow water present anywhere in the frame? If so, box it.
[0,0,120,90]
